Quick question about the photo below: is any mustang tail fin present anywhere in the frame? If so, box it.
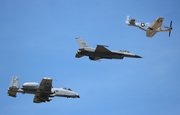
[8,76,20,97]
[126,15,131,24]
[76,37,90,49]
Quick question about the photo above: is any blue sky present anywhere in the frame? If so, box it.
[0,0,180,115]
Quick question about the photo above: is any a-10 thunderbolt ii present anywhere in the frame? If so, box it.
[8,76,80,103]
[125,15,173,38]
[75,37,142,61]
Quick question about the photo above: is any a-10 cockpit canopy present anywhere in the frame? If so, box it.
[118,50,130,53]
[63,87,72,91]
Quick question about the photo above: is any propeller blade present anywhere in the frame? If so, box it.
[169,21,172,37]
[169,30,171,37]
[170,21,172,28]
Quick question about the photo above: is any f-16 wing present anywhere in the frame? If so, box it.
[33,78,52,103]
[95,45,111,53]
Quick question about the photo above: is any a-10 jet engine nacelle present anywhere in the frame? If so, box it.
[22,82,39,89]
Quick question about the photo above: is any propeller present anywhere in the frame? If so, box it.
[169,21,173,37]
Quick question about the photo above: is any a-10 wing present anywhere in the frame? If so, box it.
[33,78,52,103]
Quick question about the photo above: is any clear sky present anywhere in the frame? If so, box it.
[0,0,180,115]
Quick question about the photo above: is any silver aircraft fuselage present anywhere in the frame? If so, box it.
[16,87,80,98]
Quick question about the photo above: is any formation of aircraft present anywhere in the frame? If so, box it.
[125,15,173,38]
[8,76,80,103]
[75,37,142,61]
[7,15,172,103]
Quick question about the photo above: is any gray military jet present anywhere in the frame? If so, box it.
[75,37,142,61]
[8,76,80,103]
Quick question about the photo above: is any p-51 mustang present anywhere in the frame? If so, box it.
[125,15,173,38]
[8,76,80,103]
[75,37,142,61]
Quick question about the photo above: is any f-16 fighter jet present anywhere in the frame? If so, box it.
[75,37,142,61]
[8,76,80,103]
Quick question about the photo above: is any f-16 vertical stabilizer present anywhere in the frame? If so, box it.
[76,37,90,49]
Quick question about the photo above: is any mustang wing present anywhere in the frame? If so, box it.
[149,17,164,30]
[95,45,111,53]
[33,78,52,103]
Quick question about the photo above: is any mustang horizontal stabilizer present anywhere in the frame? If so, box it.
[95,45,111,53]
[129,19,136,25]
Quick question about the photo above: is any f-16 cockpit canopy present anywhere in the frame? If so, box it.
[63,87,72,91]
[119,50,130,53]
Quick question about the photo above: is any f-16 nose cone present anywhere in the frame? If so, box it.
[135,55,142,58]
[77,95,80,98]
